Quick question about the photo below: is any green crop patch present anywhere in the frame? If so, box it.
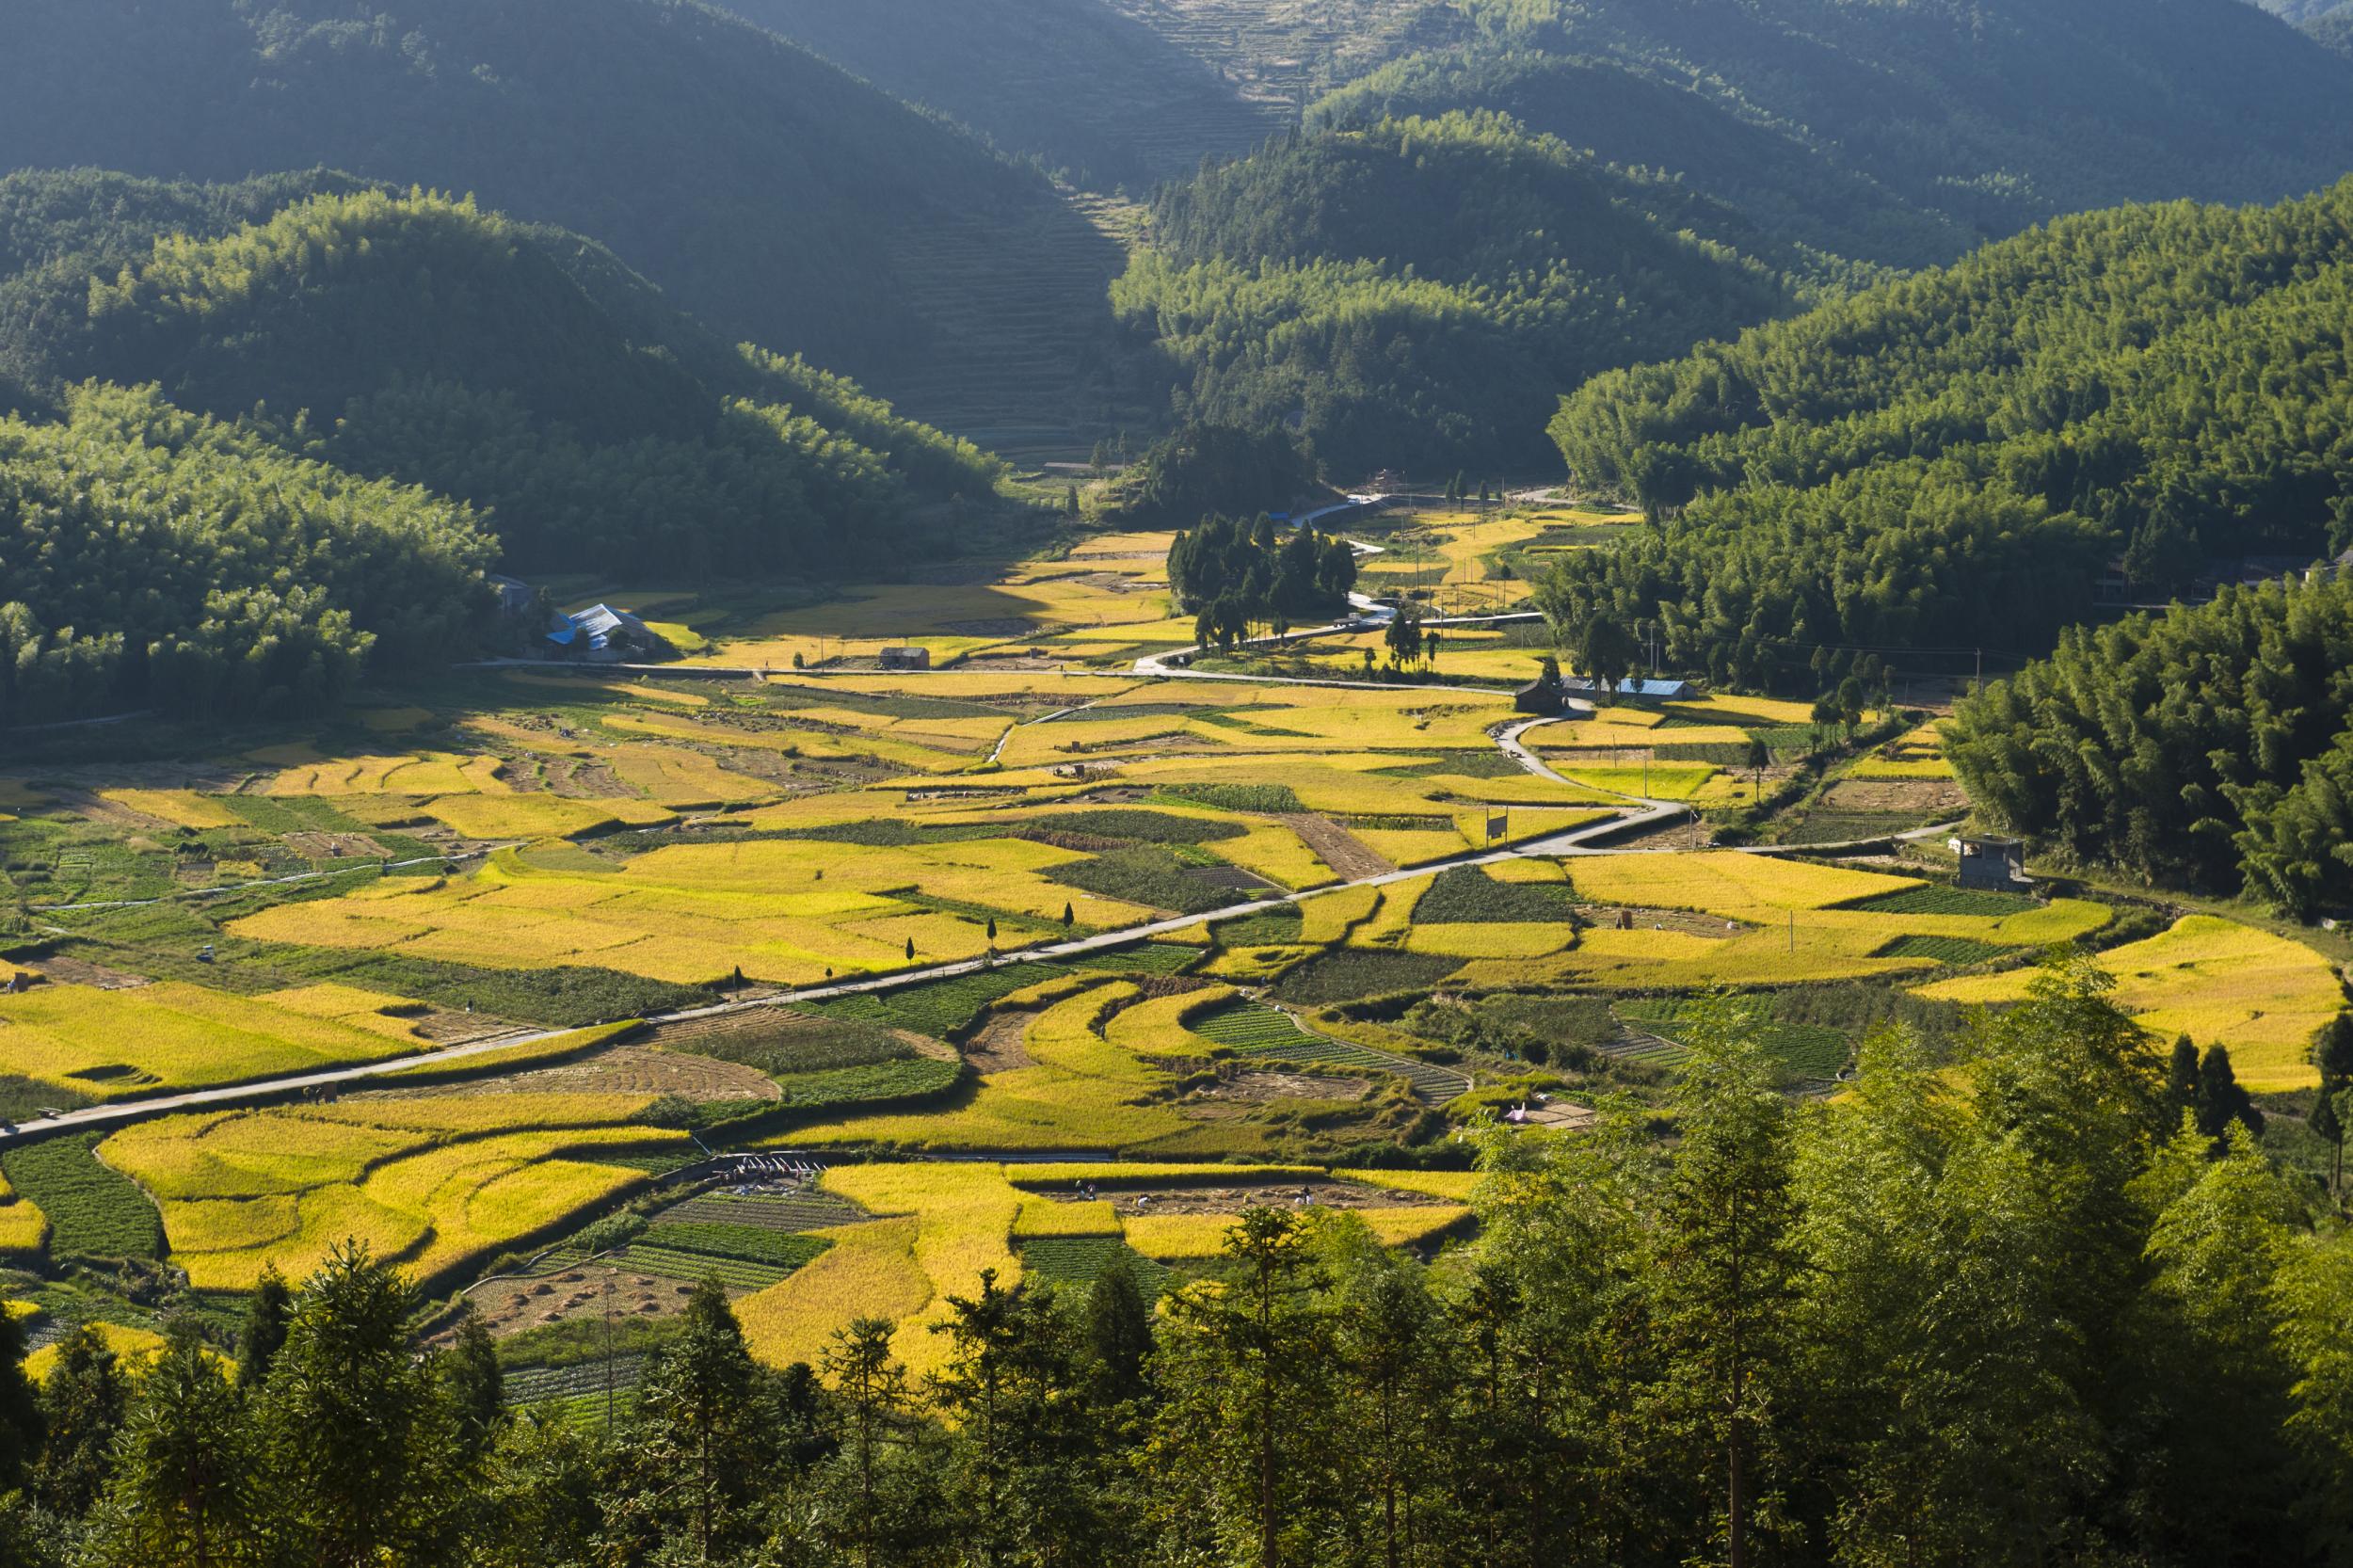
[220,796,370,836]
[1211,907,1306,947]
[1616,1000,1853,1081]
[1849,886,2039,917]
[811,965,1076,1038]
[1873,934,2012,966]
[670,1012,919,1077]
[1190,998,1311,1050]
[1049,846,1248,915]
[769,1058,965,1109]
[1018,1236,1174,1296]
[1066,942,1203,975]
[1154,783,1307,814]
[1,1133,164,1261]
[641,1222,831,1271]
[1270,950,1463,1005]
[1411,865,1577,923]
[1019,809,1247,845]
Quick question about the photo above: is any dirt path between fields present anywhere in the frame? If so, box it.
[1276,812,1394,881]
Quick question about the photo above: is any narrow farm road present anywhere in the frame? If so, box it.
[0,779,1671,1146]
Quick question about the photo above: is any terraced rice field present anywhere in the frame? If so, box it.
[1917,915,2345,1090]
[98,1096,686,1289]
[1191,999,1466,1103]
[0,982,440,1098]
[734,1159,1473,1371]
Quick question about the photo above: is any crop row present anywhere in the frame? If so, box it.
[1017,1236,1173,1295]
[1189,999,1310,1050]
[603,1244,795,1291]
[1875,934,2011,966]
[644,1221,831,1270]
[660,1192,863,1232]
[1849,886,2036,918]
[0,1134,163,1261]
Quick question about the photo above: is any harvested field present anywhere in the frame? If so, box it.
[1034,1176,1437,1216]
[25,956,151,991]
[1276,812,1390,880]
[470,1264,699,1336]
[1190,1069,1370,1102]
[1817,779,1968,815]
[964,1009,1037,1073]
[377,1046,784,1102]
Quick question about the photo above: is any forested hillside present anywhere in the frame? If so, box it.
[0,384,491,727]
[1536,180,2353,690]
[0,0,1132,447]
[0,172,1003,575]
[1117,0,2353,477]
[1114,112,1803,476]
[1948,571,2353,913]
[1441,0,2353,241]
[0,171,1012,724]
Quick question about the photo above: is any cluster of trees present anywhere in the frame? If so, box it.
[1168,514,1358,648]
[0,383,491,727]
[1945,570,2353,913]
[1114,112,1801,476]
[10,970,2353,1565]
[1540,179,2353,687]
[1110,423,1318,528]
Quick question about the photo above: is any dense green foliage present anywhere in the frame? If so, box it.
[1115,112,1799,475]
[1540,180,2353,689]
[0,382,490,725]
[0,172,1008,722]
[13,975,2353,1564]
[1,176,1002,573]
[1946,570,2353,912]
[1317,47,1969,272]
[1109,423,1320,529]
[1167,515,1358,634]
[0,0,1121,412]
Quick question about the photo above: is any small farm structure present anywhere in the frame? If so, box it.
[1953,835,2031,893]
[878,647,932,671]
[546,604,668,663]
[1513,677,1565,716]
[1562,677,1694,704]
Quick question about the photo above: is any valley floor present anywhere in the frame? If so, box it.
[1,499,2342,1406]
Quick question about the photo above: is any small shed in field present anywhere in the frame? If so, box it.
[878,646,931,671]
[1513,677,1565,716]
[1953,835,2031,893]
